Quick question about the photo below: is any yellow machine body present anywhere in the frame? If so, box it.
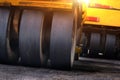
[85,0,120,27]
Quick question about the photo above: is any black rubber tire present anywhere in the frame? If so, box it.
[19,10,46,67]
[105,34,116,58]
[50,11,76,70]
[89,33,101,57]
[0,8,19,64]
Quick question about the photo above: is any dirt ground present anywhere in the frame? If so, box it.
[0,58,119,80]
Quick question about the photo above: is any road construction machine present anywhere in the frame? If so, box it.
[0,0,119,70]
[81,0,120,60]
[0,0,86,70]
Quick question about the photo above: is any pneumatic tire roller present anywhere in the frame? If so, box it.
[0,0,84,70]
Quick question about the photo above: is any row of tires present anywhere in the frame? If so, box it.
[81,28,120,60]
[0,7,79,70]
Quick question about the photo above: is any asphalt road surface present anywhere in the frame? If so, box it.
[0,58,119,80]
